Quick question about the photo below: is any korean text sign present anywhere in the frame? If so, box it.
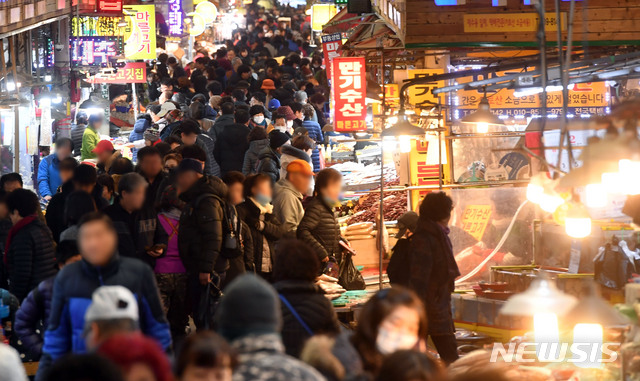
[87,62,147,84]
[70,37,123,66]
[331,57,366,133]
[123,5,156,60]
[321,33,342,83]
[168,0,183,36]
[97,0,122,13]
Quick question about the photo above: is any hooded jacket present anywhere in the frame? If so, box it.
[209,113,235,141]
[256,146,281,183]
[37,153,62,198]
[297,197,340,262]
[129,117,150,143]
[243,139,269,175]
[273,179,304,238]
[178,176,227,274]
[279,145,312,181]
[213,123,251,176]
[5,218,57,302]
[37,254,171,379]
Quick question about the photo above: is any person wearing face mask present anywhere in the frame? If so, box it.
[297,168,343,263]
[249,105,269,130]
[351,287,428,377]
[243,127,270,176]
[236,174,283,282]
[275,105,296,135]
[408,192,460,364]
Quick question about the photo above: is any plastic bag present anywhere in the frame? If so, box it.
[594,244,634,290]
[194,280,223,330]
[338,253,366,290]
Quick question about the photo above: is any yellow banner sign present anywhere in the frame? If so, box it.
[463,12,566,33]
[406,69,445,109]
[460,205,492,241]
[409,139,441,210]
[123,5,156,60]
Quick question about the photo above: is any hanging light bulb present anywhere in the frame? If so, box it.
[476,122,489,134]
[573,324,603,368]
[526,174,548,204]
[565,202,591,238]
[539,193,564,213]
[398,135,412,153]
[584,183,607,208]
[460,88,504,133]
[534,312,560,361]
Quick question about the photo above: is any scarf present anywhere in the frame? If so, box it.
[4,215,37,264]
[249,197,274,215]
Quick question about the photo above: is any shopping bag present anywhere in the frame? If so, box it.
[194,280,223,330]
[338,253,366,290]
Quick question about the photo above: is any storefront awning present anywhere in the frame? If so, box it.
[322,8,364,35]
[322,7,404,50]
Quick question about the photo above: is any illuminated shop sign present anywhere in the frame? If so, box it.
[87,62,147,84]
[97,0,123,13]
[123,5,156,60]
[331,57,366,133]
[71,16,126,37]
[435,0,579,5]
[168,0,183,36]
[70,37,124,66]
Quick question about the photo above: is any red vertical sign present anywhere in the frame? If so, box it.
[332,57,366,133]
[321,33,342,83]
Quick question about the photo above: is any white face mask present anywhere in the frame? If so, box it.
[375,328,418,355]
[275,124,287,133]
[286,120,294,129]
[253,115,265,124]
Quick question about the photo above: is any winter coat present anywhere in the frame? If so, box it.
[37,254,171,380]
[214,123,251,176]
[274,280,340,358]
[297,197,340,262]
[243,139,269,175]
[70,123,86,157]
[80,126,99,160]
[209,114,235,141]
[313,105,326,131]
[14,276,54,358]
[6,218,57,302]
[279,145,312,181]
[197,134,221,177]
[236,199,283,275]
[103,201,166,268]
[129,117,150,143]
[273,179,304,238]
[409,219,461,336]
[37,154,62,198]
[256,146,281,183]
[222,219,255,289]
[301,121,323,172]
[231,333,325,381]
[178,176,227,274]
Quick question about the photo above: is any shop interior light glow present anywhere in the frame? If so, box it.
[618,159,640,195]
[584,183,607,208]
[398,135,412,153]
[539,192,564,213]
[534,312,560,360]
[460,92,504,133]
[572,324,603,368]
[476,122,489,134]
[565,202,592,239]
[526,182,544,204]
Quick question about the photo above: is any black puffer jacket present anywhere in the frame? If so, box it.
[236,199,283,274]
[274,280,340,358]
[213,123,251,176]
[297,197,340,261]
[6,218,57,302]
[256,146,281,183]
[178,176,227,274]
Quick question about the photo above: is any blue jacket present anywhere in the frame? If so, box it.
[301,120,323,172]
[129,117,150,143]
[37,254,171,379]
[14,277,54,359]
[37,154,62,198]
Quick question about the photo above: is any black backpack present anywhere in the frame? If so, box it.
[191,193,244,259]
[386,237,413,287]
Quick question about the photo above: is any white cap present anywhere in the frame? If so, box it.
[84,286,139,324]
[156,101,177,117]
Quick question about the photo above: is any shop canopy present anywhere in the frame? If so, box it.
[322,7,404,50]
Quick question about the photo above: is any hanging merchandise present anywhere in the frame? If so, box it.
[594,238,635,290]
[27,104,39,155]
[40,102,53,146]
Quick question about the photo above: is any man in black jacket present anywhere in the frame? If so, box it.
[209,102,236,140]
[137,146,167,249]
[408,192,460,364]
[46,164,108,243]
[176,159,226,329]
[104,173,164,267]
[213,109,251,176]
[257,130,290,183]
[5,189,57,302]
[179,118,218,177]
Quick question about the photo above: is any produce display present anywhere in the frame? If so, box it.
[342,222,374,240]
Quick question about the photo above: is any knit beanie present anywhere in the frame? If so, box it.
[269,130,290,150]
[215,274,282,342]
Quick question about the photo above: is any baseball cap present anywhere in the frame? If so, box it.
[287,160,313,176]
[396,211,419,238]
[268,98,281,110]
[261,79,276,90]
[92,140,114,154]
[156,101,177,118]
[84,286,139,325]
[177,158,204,174]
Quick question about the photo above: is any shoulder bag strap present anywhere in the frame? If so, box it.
[278,294,313,336]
